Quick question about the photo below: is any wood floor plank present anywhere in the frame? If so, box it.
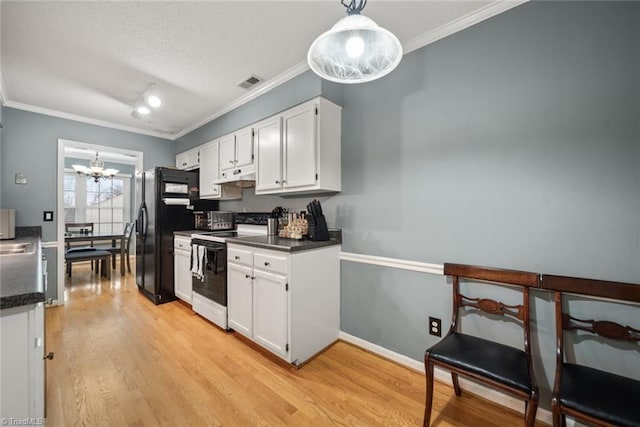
[45,264,548,426]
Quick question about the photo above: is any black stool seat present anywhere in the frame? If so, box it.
[65,249,111,260]
[428,332,533,393]
[559,363,640,427]
[65,249,111,279]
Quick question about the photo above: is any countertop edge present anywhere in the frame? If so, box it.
[0,292,46,310]
[226,237,341,252]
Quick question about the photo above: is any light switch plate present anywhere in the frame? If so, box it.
[43,211,54,222]
[15,173,27,185]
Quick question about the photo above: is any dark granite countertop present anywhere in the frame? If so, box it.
[226,230,342,253]
[1,236,44,309]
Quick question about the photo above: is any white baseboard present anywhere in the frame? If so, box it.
[338,331,553,425]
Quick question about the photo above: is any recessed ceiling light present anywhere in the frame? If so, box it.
[136,105,150,115]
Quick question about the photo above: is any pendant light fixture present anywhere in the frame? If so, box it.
[72,152,119,183]
[307,0,403,84]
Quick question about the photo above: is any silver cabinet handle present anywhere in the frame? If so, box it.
[275,180,280,184]
[235,256,240,260]
[229,160,234,164]
[245,274,250,279]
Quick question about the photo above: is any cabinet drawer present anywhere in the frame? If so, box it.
[254,251,288,274]
[174,236,191,251]
[228,246,253,266]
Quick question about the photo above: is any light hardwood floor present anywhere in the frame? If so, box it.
[45,263,546,426]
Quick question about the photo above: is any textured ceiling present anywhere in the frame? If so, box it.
[0,1,522,140]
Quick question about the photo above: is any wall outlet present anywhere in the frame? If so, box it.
[429,317,442,337]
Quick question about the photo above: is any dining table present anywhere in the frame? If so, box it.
[64,231,127,276]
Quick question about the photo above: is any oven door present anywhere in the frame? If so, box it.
[192,240,227,306]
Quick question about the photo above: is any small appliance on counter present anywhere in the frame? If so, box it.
[0,209,16,240]
[306,200,330,241]
[194,211,234,231]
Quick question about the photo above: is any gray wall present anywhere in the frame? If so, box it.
[325,0,639,410]
[1,108,174,299]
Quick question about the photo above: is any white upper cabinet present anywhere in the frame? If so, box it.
[175,146,199,170]
[218,134,236,173]
[255,116,283,193]
[199,140,221,198]
[282,101,318,190]
[199,140,242,200]
[255,97,341,195]
[218,126,255,182]
[235,127,254,168]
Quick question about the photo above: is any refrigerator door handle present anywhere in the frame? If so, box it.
[141,205,148,238]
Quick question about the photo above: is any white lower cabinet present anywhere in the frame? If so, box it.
[0,303,45,420]
[174,235,192,303]
[253,269,288,358]
[227,243,340,366]
[227,262,253,337]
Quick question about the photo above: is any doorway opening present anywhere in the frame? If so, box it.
[56,139,143,305]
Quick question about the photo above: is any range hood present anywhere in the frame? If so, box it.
[217,164,256,188]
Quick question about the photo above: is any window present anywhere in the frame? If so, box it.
[64,170,132,233]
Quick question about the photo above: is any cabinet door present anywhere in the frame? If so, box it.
[185,148,200,170]
[176,152,188,170]
[1,304,44,419]
[235,127,254,168]
[227,263,254,338]
[283,102,317,189]
[255,116,283,193]
[199,141,221,199]
[174,250,192,303]
[219,134,236,172]
[253,269,288,358]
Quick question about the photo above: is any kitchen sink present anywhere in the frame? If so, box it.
[0,242,35,255]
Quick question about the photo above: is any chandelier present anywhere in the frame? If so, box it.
[72,152,119,183]
[307,0,403,84]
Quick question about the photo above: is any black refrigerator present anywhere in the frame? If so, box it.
[135,167,217,304]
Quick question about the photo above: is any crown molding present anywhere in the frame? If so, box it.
[403,0,528,54]
[3,100,174,140]
[173,60,310,139]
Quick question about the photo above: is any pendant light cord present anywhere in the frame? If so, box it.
[341,0,367,15]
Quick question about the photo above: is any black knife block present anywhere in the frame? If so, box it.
[307,214,330,241]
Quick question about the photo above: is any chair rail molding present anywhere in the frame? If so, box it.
[340,252,444,275]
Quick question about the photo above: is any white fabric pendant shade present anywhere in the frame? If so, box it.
[308,14,402,84]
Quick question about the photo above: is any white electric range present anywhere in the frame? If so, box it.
[189,213,268,329]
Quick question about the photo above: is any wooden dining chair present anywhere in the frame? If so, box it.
[541,274,640,427]
[65,222,97,271]
[424,263,540,427]
[94,223,134,272]
[65,222,95,249]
